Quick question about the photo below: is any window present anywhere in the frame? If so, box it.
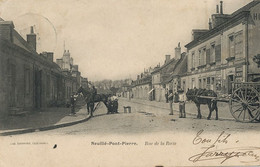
[234,31,243,59]
[215,44,221,62]
[198,50,202,65]
[192,78,195,88]
[202,48,206,65]
[203,78,206,89]
[210,44,215,62]
[191,52,195,68]
[207,77,210,84]
[229,35,235,58]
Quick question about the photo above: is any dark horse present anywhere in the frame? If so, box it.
[77,86,108,117]
[186,88,218,120]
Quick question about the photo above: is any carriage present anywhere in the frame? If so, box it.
[191,82,260,123]
[228,82,260,123]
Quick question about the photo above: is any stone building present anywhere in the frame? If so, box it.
[183,1,260,94]
[150,43,187,102]
[131,68,153,100]
[56,49,81,101]
[0,18,81,116]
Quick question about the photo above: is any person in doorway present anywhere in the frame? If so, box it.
[168,89,174,115]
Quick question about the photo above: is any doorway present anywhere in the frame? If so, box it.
[228,75,234,94]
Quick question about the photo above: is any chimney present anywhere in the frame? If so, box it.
[0,20,14,42]
[220,1,223,14]
[56,59,63,68]
[216,5,219,14]
[209,18,212,30]
[27,26,36,51]
[46,52,54,62]
[165,55,171,64]
[175,43,181,59]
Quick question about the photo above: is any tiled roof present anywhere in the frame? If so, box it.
[162,53,187,83]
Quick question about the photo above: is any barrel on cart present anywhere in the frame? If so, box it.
[229,82,260,123]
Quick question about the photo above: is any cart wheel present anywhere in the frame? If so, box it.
[229,86,260,123]
[256,115,260,122]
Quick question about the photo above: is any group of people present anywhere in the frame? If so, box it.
[165,88,186,118]
[69,82,119,116]
[106,95,119,114]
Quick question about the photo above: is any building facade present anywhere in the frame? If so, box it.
[184,1,260,94]
[0,18,82,116]
[131,69,152,100]
[150,44,187,102]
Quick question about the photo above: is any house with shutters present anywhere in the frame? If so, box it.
[183,0,260,94]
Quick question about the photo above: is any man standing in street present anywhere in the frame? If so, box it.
[165,88,169,103]
[168,89,174,115]
[69,92,78,116]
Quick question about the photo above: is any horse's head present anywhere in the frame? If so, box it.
[186,89,193,101]
[77,86,90,97]
[186,88,199,101]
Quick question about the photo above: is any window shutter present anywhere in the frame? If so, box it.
[215,44,221,62]
[206,49,210,64]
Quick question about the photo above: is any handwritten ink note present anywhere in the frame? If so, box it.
[189,129,260,164]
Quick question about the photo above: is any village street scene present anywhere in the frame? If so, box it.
[0,0,260,137]
[2,0,260,166]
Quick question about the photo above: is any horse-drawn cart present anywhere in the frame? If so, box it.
[186,82,260,123]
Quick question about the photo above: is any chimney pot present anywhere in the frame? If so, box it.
[27,26,36,51]
[30,26,34,34]
[220,1,223,14]
[209,18,212,30]
[216,5,219,13]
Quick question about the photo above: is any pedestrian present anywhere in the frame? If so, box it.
[107,96,113,114]
[111,95,119,113]
[69,93,77,116]
[178,89,186,118]
[168,89,174,115]
[165,88,169,103]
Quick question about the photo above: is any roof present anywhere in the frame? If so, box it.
[231,0,260,17]
[162,53,187,83]
[151,58,178,74]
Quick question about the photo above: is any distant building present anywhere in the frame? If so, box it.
[131,68,153,100]
[150,43,187,102]
[80,77,88,89]
[56,49,81,98]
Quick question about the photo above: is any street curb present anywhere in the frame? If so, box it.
[0,115,91,136]
[121,98,235,121]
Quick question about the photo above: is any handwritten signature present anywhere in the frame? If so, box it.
[189,130,260,164]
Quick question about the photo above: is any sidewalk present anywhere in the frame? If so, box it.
[0,104,90,136]
[120,97,234,120]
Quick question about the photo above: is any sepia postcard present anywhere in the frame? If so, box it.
[0,0,260,166]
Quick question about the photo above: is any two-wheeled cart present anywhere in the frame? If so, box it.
[229,82,260,122]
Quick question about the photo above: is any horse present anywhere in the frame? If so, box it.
[77,86,108,117]
[186,88,218,120]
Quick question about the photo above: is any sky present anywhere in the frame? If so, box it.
[0,0,253,81]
